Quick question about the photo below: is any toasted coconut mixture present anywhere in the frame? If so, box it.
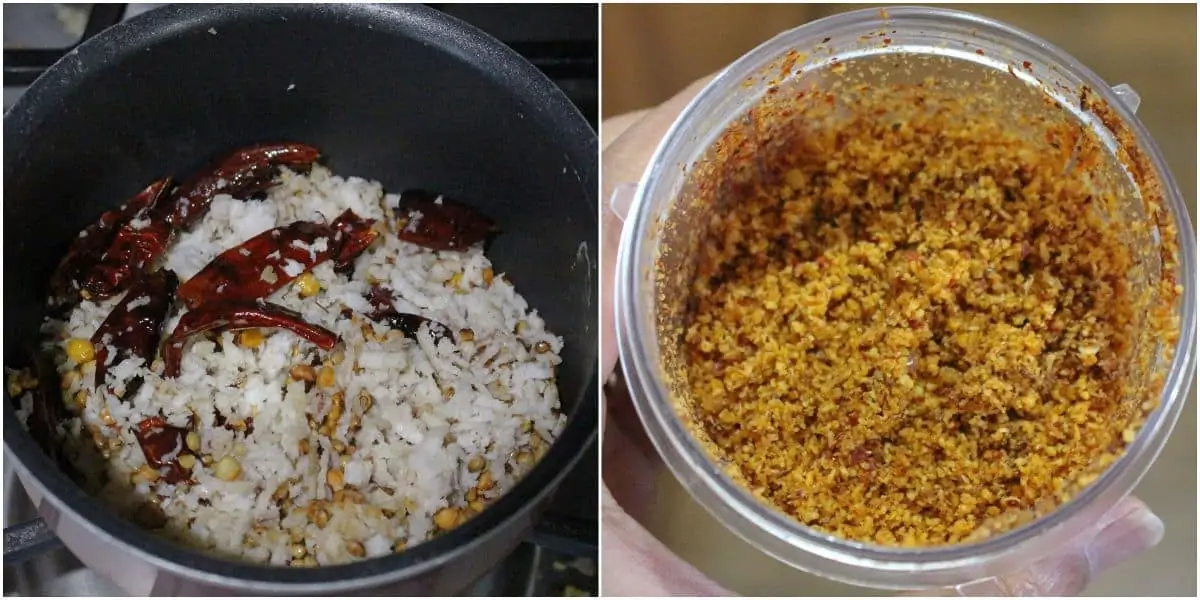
[12,165,565,565]
[673,71,1180,546]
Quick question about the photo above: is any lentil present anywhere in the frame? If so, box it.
[316,365,336,389]
[237,329,265,349]
[433,507,459,531]
[214,456,242,481]
[65,338,95,364]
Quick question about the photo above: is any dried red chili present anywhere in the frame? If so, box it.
[176,210,377,309]
[393,189,498,251]
[364,284,453,343]
[134,416,195,484]
[82,215,174,300]
[158,142,320,230]
[176,221,335,309]
[77,144,321,300]
[365,284,395,314]
[91,269,178,398]
[162,301,338,377]
[49,178,172,306]
[25,350,71,476]
[331,209,381,273]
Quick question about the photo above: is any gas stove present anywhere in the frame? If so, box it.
[2,3,598,596]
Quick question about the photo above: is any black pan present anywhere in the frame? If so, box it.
[3,3,597,595]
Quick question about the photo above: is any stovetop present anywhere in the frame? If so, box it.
[2,3,598,596]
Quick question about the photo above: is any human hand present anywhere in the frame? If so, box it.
[599,75,1165,597]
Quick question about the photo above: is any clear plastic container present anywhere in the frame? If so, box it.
[614,6,1195,590]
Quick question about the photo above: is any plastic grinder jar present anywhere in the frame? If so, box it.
[614,6,1195,591]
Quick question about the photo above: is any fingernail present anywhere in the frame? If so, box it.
[608,182,638,223]
[1084,499,1164,573]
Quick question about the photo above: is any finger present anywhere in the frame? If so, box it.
[601,394,663,522]
[602,487,734,596]
[600,75,720,516]
[916,496,1164,596]
[601,190,657,466]
[600,77,731,594]
[602,73,717,203]
[1082,496,1165,573]
[604,370,659,462]
[598,111,651,458]
[602,109,653,149]
[600,181,623,381]
[601,72,718,381]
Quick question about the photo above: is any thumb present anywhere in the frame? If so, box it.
[602,486,735,596]
[601,73,718,380]
[918,497,1164,596]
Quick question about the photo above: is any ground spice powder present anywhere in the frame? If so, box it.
[671,70,1179,546]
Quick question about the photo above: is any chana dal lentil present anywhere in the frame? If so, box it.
[676,76,1179,546]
